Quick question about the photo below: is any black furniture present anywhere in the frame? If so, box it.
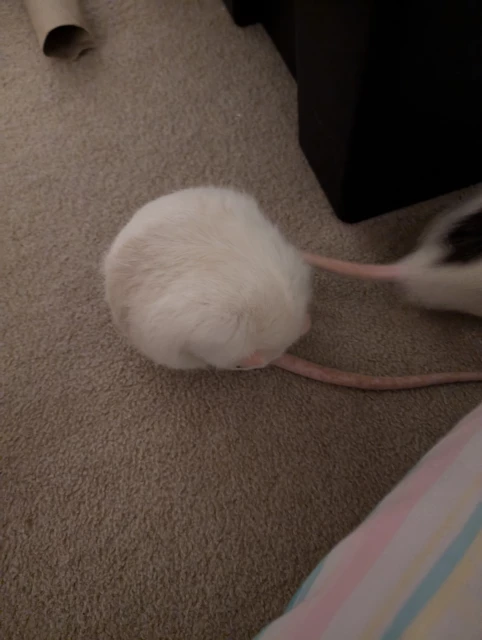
[223,0,482,223]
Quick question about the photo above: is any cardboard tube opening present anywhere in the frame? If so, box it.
[43,24,93,59]
[24,0,95,60]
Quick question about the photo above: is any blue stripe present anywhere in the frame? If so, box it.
[381,501,482,640]
[252,624,268,640]
[251,560,325,640]
[285,559,325,612]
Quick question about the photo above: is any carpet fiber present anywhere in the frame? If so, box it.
[2,1,481,639]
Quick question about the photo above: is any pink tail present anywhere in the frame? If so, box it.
[273,354,482,391]
[303,252,401,281]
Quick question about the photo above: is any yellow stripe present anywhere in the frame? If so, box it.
[402,529,482,638]
[360,473,482,640]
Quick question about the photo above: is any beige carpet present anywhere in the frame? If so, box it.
[2,1,481,639]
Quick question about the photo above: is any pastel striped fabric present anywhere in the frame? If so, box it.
[254,400,482,640]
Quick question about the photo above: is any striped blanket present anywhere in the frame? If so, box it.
[254,400,482,640]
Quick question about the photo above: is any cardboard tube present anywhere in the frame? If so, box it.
[24,0,95,60]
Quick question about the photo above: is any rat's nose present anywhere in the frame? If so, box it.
[239,352,266,368]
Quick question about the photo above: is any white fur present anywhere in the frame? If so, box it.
[397,191,482,318]
[102,187,312,369]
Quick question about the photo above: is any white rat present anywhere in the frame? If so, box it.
[102,187,312,371]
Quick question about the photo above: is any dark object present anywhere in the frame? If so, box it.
[223,0,297,76]
[223,0,482,223]
[222,0,259,26]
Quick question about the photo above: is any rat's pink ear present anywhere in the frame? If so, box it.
[240,352,266,368]
[302,314,311,335]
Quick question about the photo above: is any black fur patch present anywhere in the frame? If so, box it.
[442,209,482,264]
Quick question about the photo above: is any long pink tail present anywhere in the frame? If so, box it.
[273,354,482,391]
[303,252,401,281]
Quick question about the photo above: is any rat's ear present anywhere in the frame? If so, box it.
[187,310,251,369]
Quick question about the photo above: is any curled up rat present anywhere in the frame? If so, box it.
[102,186,482,390]
[103,187,311,372]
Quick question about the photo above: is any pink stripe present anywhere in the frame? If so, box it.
[263,403,482,640]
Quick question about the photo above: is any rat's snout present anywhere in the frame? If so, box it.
[235,313,311,371]
[238,352,267,369]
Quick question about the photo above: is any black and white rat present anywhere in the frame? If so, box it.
[305,188,482,318]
